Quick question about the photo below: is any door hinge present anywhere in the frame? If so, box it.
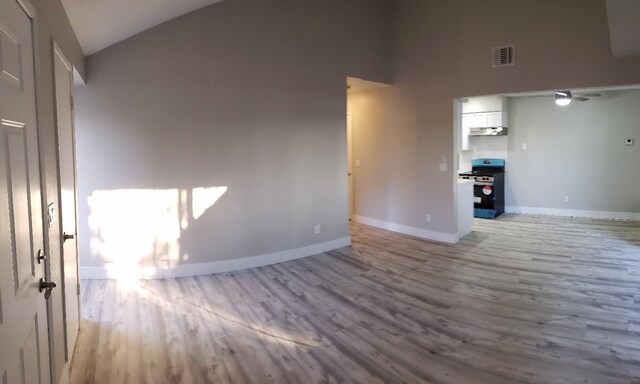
[70,97,74,110]
[77,282,81,295]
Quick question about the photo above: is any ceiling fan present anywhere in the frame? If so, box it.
[544,90,602,106]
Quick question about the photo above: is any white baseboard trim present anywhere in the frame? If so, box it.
[80,236,351,279]
[353,214,458,244]
[505,206,640,221]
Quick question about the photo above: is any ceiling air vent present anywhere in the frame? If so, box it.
[492,45,514,67]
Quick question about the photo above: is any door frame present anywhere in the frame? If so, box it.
[15,0,35,16]
[347,113,354,221]
[52,39,81,375]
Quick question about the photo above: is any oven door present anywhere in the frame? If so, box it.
[473,183,495,209]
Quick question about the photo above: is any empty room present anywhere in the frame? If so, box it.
[1,0,640,383]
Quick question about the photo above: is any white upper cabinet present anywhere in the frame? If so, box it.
[462,111,507,127]
[462,95,507,114]
[460,96,509,150]
[486,111,504,127]
[463,111,506,128]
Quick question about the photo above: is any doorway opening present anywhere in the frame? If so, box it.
[52,41,86,381]
[345,77,391,224]
[454,84,640,232]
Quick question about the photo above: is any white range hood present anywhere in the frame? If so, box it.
[460,96,509,150]
[465,111,508,136]
[469,126,508,136]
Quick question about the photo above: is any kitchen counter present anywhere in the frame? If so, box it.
[457,179,474,239]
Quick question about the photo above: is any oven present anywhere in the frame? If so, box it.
[459,158,505,219]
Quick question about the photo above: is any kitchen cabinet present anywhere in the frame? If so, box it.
[463,111,506,128]
[486,111,504,127]
[462,95,507,114]
[461,115,471,151]
[460,111,507,150]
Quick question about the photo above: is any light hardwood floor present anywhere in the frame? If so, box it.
[70,215,640,383]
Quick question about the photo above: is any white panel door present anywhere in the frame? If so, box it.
[53,42,80,363]
[0,0,51,383]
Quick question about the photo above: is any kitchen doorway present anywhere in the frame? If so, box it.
[456,85,640,223]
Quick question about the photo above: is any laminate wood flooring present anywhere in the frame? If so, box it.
[70,214,640,383]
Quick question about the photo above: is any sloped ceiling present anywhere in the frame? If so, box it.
[61,0,224,55]
[606,0,640,58]
[61,0,640,58]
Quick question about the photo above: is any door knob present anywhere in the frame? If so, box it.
[63,232,75,242]
[39,278,57,300]
[36,249,47,264]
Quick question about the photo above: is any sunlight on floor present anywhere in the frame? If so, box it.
[135,280,321,349]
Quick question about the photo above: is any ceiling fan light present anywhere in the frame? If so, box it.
[555,91,572,106]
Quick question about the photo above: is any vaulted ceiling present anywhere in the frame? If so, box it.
[60,0,224,55]
[61,0,640,58]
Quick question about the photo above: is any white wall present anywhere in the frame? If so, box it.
[506,89,640,217]
[348,0,640,242]
[461,136,509,171]
[75,0,392,275]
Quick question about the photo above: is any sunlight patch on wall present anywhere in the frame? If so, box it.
[87,186,227,282]
[192,186,227,220]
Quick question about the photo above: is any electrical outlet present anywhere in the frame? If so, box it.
[564,196,569,203]
[314,224,321,234]
[426,214,432,222]
[439,155,447,172]
[522,142,527,150]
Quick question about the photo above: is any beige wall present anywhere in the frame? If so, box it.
[349,0,640,236]
[347,88,424,225]
[75,0,392,270]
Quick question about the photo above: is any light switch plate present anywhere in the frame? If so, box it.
[439,162,447,172]
[48,203,55,227]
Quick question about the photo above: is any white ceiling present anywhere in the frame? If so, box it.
[61,0,224,55]
[606,0,640,58]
